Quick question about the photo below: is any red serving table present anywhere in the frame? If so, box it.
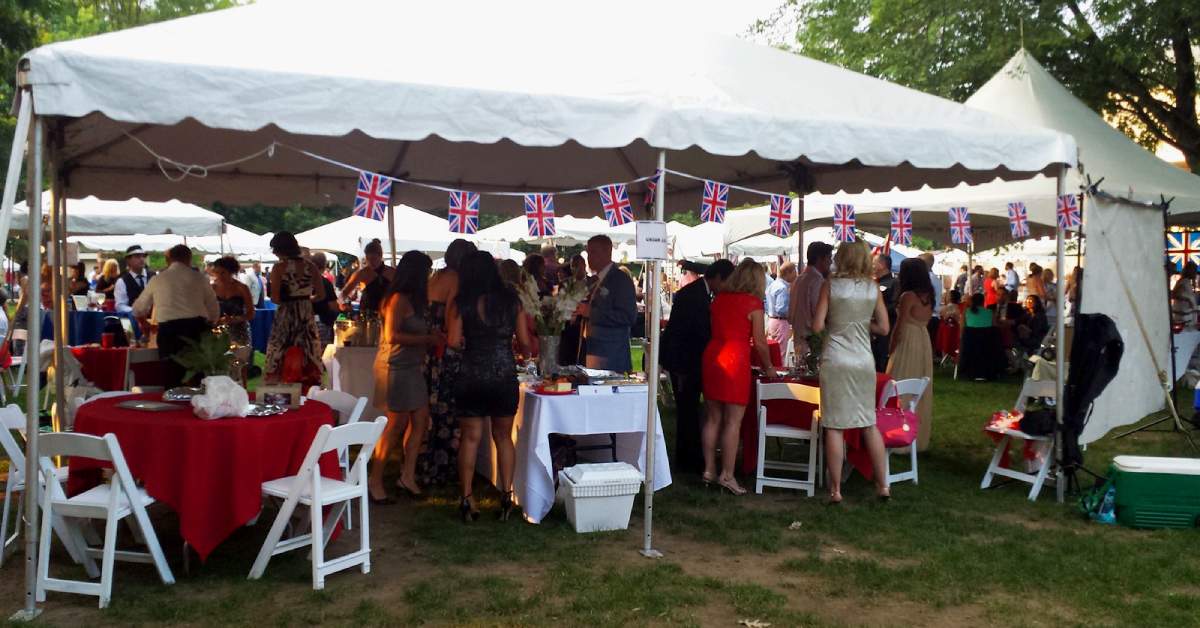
[69,393,339,561]
[739,372,895,478]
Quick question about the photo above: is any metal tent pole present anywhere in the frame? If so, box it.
[1054,166,1067,504]
[50,167,67,432]
[641,151,666,559]
[16,116,44,622]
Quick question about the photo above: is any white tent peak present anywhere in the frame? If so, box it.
[966,49,1200,212]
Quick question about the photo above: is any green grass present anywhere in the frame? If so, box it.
[3,366,1200,626]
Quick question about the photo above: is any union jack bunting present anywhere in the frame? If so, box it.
[1057,194,1081,231]
[769,195,792,237]
[699,180,729,224]
[447,190,480,234]
[832,203,856,242]
[353,171,391,221]
[1007,202,1030,239]
[1166,231,1200,271]
[598,183,634,227]
[524,193,556,238]
[890,207,912,246]
[948,206,972,245]
[643,170,661,210]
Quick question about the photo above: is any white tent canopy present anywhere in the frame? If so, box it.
[18,0,1073,215]
[476,215,638,245]
[69,223,271,256]
[12,195,223,237]
[295,205,509,259]
[967,50,1200,215]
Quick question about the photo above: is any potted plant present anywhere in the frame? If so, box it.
[172,330,235,385]
[516,276,589,376]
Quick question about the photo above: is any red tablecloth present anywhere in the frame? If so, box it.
[751,339,784,369]
[68,393,339,561]
[70,346,165,392]
[739,373,894,477]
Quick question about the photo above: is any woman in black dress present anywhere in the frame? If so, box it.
[453,251,531,522]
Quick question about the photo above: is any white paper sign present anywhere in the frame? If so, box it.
[635,221,668,261]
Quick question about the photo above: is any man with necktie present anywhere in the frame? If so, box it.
[114,244,155,314]
[575,235,637,371]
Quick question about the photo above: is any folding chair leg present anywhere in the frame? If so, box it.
[910,446,919,485]
[980,436,1010,489]
[310,503,324,590]
[248,494,301,580]
[98,512,119,609]
[1027,441,1054,501]
[754,418,767,494]
[359,490,370,574]
[130,500,174,584]
[0,486,14,568]
[35,491,53,603]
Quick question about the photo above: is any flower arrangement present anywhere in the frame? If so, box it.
[516,275,589,337]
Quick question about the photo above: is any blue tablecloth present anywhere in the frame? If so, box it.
[251,302,277,353]
[41,310,141,346]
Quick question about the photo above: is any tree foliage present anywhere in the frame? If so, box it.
[753,0,1200,172]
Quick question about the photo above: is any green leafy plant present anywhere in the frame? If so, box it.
[171,331,234,383]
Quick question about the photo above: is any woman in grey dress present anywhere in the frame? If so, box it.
[812,240,892,503]
[369,250,441,503]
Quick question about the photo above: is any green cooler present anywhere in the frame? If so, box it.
[1111,456,1200,529]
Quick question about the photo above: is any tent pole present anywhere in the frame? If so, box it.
[50,146,68,433]
[1054,166,1067,504]
[797,198,805,269]
[16,116,44,622]
[641,150,665,559]
[0,95,31,263]
[386,206,397,267]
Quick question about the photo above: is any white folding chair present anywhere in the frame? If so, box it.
[0,413,90,570]
[4,328,28,396]
[980,379,1056,501]
[126,347,160,391]
[248,416,387,590]
[36,432,174,608]
[754,381,822,497]
[877,377,929,487]
[305,386,369,529]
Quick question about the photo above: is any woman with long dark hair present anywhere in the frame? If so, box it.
[453,251,531,522]
[369,250,439,503]
[416,239,477,487]
[887,257,935,451]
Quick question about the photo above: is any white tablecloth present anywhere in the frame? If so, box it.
[321,345,385,414]
[513,389,672,524]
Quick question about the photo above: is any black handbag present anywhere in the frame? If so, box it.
[102,316,130,347]
[1019,409,1056,436]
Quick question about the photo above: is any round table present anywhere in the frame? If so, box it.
[68,393,338,561]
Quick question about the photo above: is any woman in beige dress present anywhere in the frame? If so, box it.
[887,258,934,451]
[812,240,892,503]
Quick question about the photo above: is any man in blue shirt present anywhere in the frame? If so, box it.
[765,262,796,349]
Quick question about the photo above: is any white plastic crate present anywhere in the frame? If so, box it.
[558,462,643,533]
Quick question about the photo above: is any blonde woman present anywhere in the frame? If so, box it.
[700,259,781,495]
[812,240,892,503]
[94,259,121,298]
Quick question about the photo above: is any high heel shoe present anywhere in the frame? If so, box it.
[876,488,892,502]
[395,478,424,499]
[369,487,395,505]
[700,472,717,489]
[498,491,516,522]
[716,477,747,496]
[459,495,480,523]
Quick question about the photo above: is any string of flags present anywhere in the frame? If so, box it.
[339,142,1087,244]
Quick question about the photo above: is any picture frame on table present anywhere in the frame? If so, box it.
[257,383,302,409]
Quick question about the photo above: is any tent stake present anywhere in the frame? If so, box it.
[641,150,665,559]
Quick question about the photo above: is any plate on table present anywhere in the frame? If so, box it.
[116,400,179,412]
[533,385,575,396]
[245,403,287,417]
[163,387,204,401]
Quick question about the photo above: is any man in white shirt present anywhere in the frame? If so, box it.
[240,264,263,308]
[114,245,155,313]
[1004,262,1019,294]
[765,262,796,348]
[133,244,219,388]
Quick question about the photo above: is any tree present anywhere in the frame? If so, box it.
[752,0,1200,172]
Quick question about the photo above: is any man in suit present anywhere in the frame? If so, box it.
[871,253,898,372]
[114,244,155,313]
[661,259,735,474]
[577,235,637,371]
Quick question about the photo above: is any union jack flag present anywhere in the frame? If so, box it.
[643,170,661,210]
[833,203,856,242]
[1007,202,1030,239]
[353,171,391,221]
[598,183,634,227]
[948,206,972,245]
[1166,231,1200,271]
[699,180,729,224]
[890,207,912,246]
[769,195,792,237]
[1057,194,1081,231]
[871,232,892,258]
[524,193,556,238]
[447,190,480,234]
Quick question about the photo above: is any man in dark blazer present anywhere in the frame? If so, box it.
[660,259,734,474]
[578,235,638,371]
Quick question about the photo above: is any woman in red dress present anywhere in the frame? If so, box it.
[701,259,781,495]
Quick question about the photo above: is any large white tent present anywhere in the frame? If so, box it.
[295,205,509,259]
[68,223,270,257]
[476,215,638,245]
[2,1,1080,610]
[12,195,223,237]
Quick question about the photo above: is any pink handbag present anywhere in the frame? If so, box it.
[875,407,919,448]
